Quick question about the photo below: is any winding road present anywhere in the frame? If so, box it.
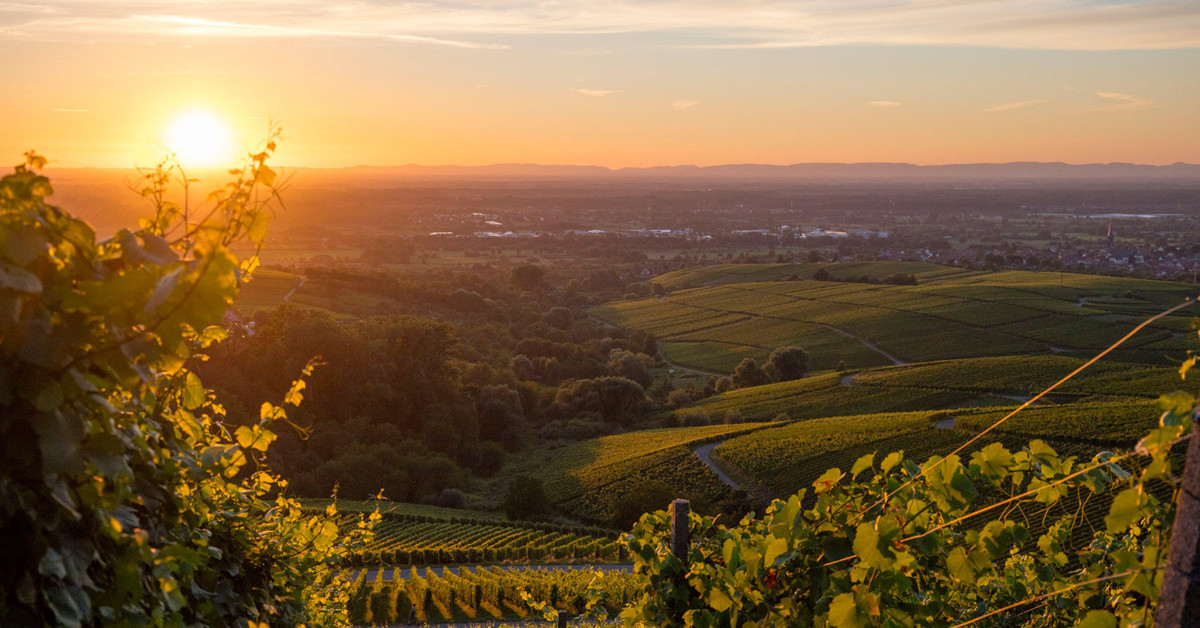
[693,442,741,491]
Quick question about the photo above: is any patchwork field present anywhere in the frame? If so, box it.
[594,262,1197,372]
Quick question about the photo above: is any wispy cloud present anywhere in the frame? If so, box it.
[868,101,902,108]
[1096,91,1154,111]
[49,107,88,112]
[672,100,700,110]
[984,99,1050,113]
[2,1,1197,51]
[573,88,618,97]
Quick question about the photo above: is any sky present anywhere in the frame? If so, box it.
[2,0,1199,168]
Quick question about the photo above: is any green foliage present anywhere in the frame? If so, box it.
[0,150,371,626]
[731,358,769,388]
[765,346,809,382]
[504,475,552,521]
[621,388,1197,626]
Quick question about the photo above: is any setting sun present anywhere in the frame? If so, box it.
[163,109,234,168]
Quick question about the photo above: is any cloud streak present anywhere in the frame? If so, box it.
[984,99,1050,113]
[868,101,902,108]
[1096,91,1154,111]
[672,100,700,110]
[573,88,618,97]
[2,1,1197,51]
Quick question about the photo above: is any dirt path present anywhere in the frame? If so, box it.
[283,277,306,302]
[693,442,741,491]
[822,325,905,366]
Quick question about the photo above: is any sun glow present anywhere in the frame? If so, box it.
[163,109,234,168]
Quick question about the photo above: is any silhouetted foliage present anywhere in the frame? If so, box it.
[504,475,551,520]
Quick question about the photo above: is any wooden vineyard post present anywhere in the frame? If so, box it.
[671,499,691,562]
[557,609,567,628]
[1158,408,1200,627]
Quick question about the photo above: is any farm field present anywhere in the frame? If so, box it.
[234,268,302,315]
[650,261,969,291]
[661,355,1173,441]
[299,498,508,521]
[712,410,950,494]
[712,403,1139,498]
[848,355,1179,398]
[954,401,1158,446]
[595,262,1197,373]
[332,508,618,567]
[532,423,771,521]
[348,565,639,625]
[664,372,974,424]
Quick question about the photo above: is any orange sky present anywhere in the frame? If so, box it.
[2,1,1198,168]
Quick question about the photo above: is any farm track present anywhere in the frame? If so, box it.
[693,442,741,490]
[283,277,306,302]
[821,325,905,365]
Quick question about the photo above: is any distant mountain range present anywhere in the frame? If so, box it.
[314,161,1200,182]
[44,161,1200,186]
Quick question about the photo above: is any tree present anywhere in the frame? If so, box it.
[542,305,574,330]
[0,148,370,626]
[607,349,655,388]
[765,346,809,382]
[504,475,550,520]
[551,376,650,425]
[731,357,770,388]
[511,264,545,291]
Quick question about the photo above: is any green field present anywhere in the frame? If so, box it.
[664,372,973,424]
[712,410,949,494]
[595,262,1196,372]
[954,401,1159,446]
[661,355,1177,427]
[711,402,1146,498]
[234,268,302,314]
[532,423,771,521]
[299,498,508,521]
[848,355,1179,398]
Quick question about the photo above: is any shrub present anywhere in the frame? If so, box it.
[0,150,371,626]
